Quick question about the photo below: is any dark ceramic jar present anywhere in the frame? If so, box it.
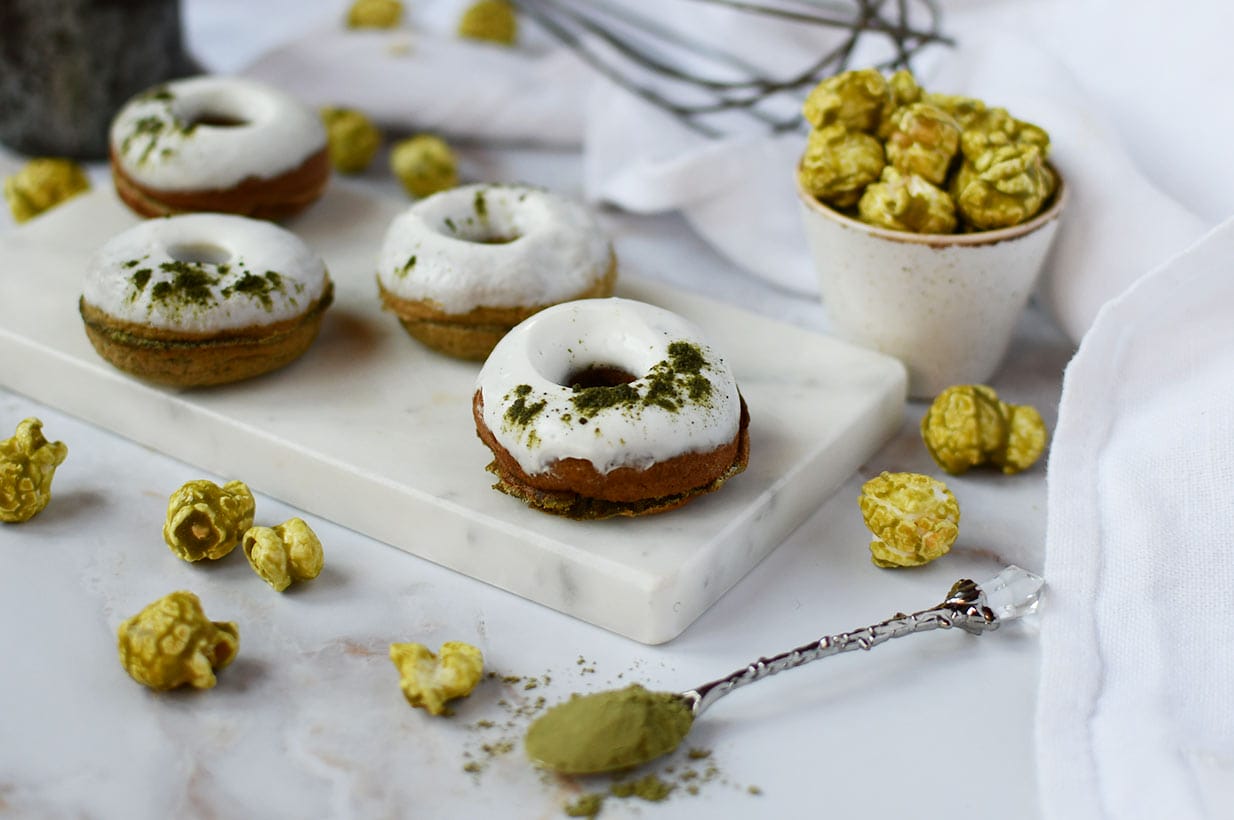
[0,0,196,158]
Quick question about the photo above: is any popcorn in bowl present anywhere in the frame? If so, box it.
[794,68,1068,397]
[798,68,1057,234]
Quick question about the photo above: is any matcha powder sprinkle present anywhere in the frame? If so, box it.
[524,684,694,775]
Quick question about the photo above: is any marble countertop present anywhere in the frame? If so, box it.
[0,144,1073,820]
[0,5,1077,816]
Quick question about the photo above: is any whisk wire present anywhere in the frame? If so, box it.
[510,0,950,135]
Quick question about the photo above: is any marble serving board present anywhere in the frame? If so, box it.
[0,183,906,643]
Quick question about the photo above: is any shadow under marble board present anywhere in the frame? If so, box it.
[0,183,906,643]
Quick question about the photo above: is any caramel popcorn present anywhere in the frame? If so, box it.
[162,479,255,562]
[117,590,239,690]
[954,143,1052,230]
[3,158,90,223]
[884,103,961,186]
[243,517,324,592]
[458,0,518,45]
[0,418,68,523]
[859,472,960,568]
[919,385,1007,474]
[959,106,1050,162]
[991,402,1049,474]
[320,107,382,174]
[798,124,885,208]
[888,69,922,109]
[390,134,459,198]
[800,70,1056,232]
[921,384,1047,475]
[346,0,402,28]
[802,67,892,133]
[922,93,988,130]
[389,641,484,715]
[858,166,957,234]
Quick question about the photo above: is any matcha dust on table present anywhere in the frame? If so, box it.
[524,684,693,775]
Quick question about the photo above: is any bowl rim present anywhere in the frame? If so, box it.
[796,162,1068,247]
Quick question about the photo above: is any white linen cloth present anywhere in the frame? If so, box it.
[223,2,1234,816]
[1039,218,1234,820]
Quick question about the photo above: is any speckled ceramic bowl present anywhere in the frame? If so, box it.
[797,171,1066,398]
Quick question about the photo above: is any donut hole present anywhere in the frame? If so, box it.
[183,110,249,129]
[173,95,252,130]
[566,365,638,389]
[166,242,232,266]
[445,221,522,245]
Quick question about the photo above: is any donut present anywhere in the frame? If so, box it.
[109,76,330,220]
[472,298,750,518]
[376,183,616,360]
[79,213,333,387]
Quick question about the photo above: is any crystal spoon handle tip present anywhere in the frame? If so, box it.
[680,565,1043,717]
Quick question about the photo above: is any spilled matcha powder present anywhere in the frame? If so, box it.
[458,661,761,815]
[564,793,604,818]
[610,773,675,801]
[525,684,694,775]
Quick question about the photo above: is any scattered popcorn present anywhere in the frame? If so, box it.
[0,418,68,523]
[4,158,90,223]
[458,0,518,45]
[243,517,324,592]
[389,641,484,715]
[390,134,459,198]
[320,107,382,174]
[921,385,1047,475]
[859,471,960,568]
[346,0,402,29]
[116,590,239,690]
[162,479,255,562]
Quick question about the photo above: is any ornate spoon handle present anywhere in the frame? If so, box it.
[680,565,1043,717]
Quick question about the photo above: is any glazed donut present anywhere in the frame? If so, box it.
[109,76,330,220]
[472,298,750,518]
[377,183,616,360]
[80,213,333,387]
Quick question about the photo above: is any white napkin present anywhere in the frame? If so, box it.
[245,29,590,147]
[1037,216,1234,819]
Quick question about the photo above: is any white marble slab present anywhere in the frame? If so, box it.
[0,183,906,643]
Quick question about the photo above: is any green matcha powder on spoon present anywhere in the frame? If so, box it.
[526,566,1042,775]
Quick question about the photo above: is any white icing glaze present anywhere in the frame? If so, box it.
[376,184,612,314]
[477,298,742,475]
[109,76,326,191]
[82,214,329,333]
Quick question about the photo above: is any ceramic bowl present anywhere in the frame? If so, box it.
[797,170,1067,398]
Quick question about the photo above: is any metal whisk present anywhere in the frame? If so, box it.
[509,0,952,136]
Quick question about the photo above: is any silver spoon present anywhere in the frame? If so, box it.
[526,565,1043,775]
